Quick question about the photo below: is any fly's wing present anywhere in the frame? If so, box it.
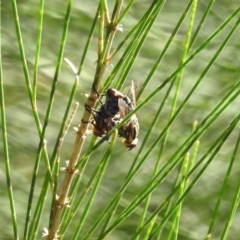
[118,81,140,130]
[118,81,141,120]
[118,97,132,118]
[122,81,142,108]
[130,81,137,108]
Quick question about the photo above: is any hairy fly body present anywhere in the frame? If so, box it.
[85,88,124,139]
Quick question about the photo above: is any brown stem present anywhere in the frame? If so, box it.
[46,2,124,239]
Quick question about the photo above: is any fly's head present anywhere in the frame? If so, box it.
[106,88,125,98]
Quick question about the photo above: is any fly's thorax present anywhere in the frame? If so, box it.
[104,88,126,117]
[104,102,119,117]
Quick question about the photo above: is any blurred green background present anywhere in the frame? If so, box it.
[1,0,240,239]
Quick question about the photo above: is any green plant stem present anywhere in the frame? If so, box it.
[10,1,53,193]
[220,134,240,239]
[205,133,240,239]
[116,0,165,90]
[143,116,240,239]
[0,4,19,238]
[189,0,215,50]
[33,0,44,100]
[72,131,118,240]
[10,1,54,239]
[86,19,240,235]
[99,114,240,239]
[77,5,99,75]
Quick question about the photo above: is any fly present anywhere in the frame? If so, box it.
[85,88,125,139]
[85,83,140,149]
[117,86,140,150]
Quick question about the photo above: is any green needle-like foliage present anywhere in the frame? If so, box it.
[2,1,240,240]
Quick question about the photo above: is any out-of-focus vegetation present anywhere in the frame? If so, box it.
[1,1,240,239]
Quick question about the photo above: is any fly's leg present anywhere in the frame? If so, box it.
[84,103,99,116]
[92,84,105,107]
[81,118,97,130]
[84,103,93,113]
[82,103,97,124]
